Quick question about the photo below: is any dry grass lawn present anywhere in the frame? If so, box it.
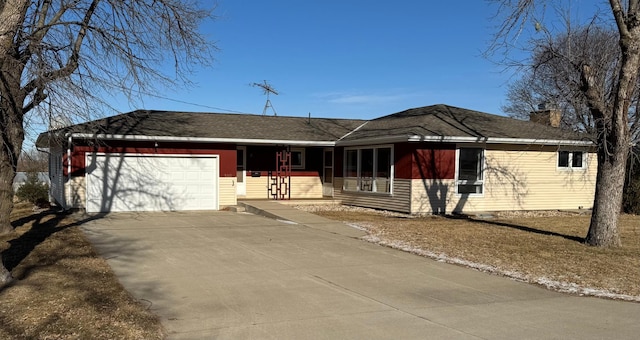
[305,206,640,300]
[0,203,164,340]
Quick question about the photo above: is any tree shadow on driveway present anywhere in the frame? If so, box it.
[4,209,106,273]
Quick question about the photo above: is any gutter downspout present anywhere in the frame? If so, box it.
[66,134,72,210]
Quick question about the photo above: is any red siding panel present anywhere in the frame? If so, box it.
[67,142,236,177]
[394,143,413,179]
[413,148,456,180]
[394,143,456,180]
[62,151,86,176]
[246,170,321,177]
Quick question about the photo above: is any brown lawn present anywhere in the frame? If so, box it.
[302,205,640,300]
[0,202,164,340]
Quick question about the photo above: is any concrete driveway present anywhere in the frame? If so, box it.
[82,210,640,339]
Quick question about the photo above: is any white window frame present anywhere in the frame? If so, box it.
[557,150,586,170]
[290,147,305,169]
[343,145,394,194]
[455,147,485,197]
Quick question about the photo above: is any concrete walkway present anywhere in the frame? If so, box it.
[81,204,640,339]
[238,200,367,238]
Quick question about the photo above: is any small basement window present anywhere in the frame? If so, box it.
[558,151,585,169]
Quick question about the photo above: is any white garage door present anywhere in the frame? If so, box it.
[85,153,219,213]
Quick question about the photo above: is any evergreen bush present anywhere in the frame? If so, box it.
[16,172,49,207]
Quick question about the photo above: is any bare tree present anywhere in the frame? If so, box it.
[489,0,640,247]
[0,1,215,286]
[17,148,48,172]
[502,26,639,138]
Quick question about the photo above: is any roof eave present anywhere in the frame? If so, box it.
[35,134,49,148]
[66,133,336,147]
[35,131,66,148]
[408,135,594,146]
[336,135,594,147]
[37,131,594,149]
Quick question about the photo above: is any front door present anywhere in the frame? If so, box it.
[236,146,246,196]
[323,148,334,197]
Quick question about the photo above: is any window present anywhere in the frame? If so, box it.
[343,146,393,193]
[558,151,585,169]
[323,149,333,184]
[360,149,374,191]
[291,148,305,169]
[376,147,391,193]
[344,149,358,191]
[345,149,358,177]
[457,148,483,195]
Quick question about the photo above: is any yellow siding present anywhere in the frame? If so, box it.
[244,176,269,199]
[69,176,85,209]
[219,177,236,208]
[410,146,597,213]
[334,178,411,213]
[244,175,324,199]
[410,179,456,214]
[290,176,323,198]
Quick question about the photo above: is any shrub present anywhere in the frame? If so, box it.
[16,172,49,207]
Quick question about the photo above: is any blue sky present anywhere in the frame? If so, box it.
[114,0,606,120]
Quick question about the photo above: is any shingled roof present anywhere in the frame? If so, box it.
[37,110,366,145]
[36,105,592,147]
[341,104,588,144]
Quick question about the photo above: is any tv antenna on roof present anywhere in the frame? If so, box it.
[252,80,279,116]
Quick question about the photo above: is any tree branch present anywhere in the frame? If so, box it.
[22,86,47,113]
[22,0,100,99]
[25,0,69,57]
[580,63,607,120]
[609,0,630,38]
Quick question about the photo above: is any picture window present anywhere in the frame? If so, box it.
[343,146,393,193]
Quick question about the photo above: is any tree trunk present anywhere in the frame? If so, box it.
[586,141,628,247]
[0,1,28,234]
[0,254,12,288]
[0,85,25,234]
[0,98,25,234]
[0,152,17,234]
[583,5,640,247]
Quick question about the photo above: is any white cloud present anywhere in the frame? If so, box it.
[315,90,424,105]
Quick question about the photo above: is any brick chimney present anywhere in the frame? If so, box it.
[529,102,561,128]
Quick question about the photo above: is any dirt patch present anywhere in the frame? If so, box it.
[297,205,640,301]
[0,203,164,339]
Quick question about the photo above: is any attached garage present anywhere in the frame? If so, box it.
[85,153,219,213]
